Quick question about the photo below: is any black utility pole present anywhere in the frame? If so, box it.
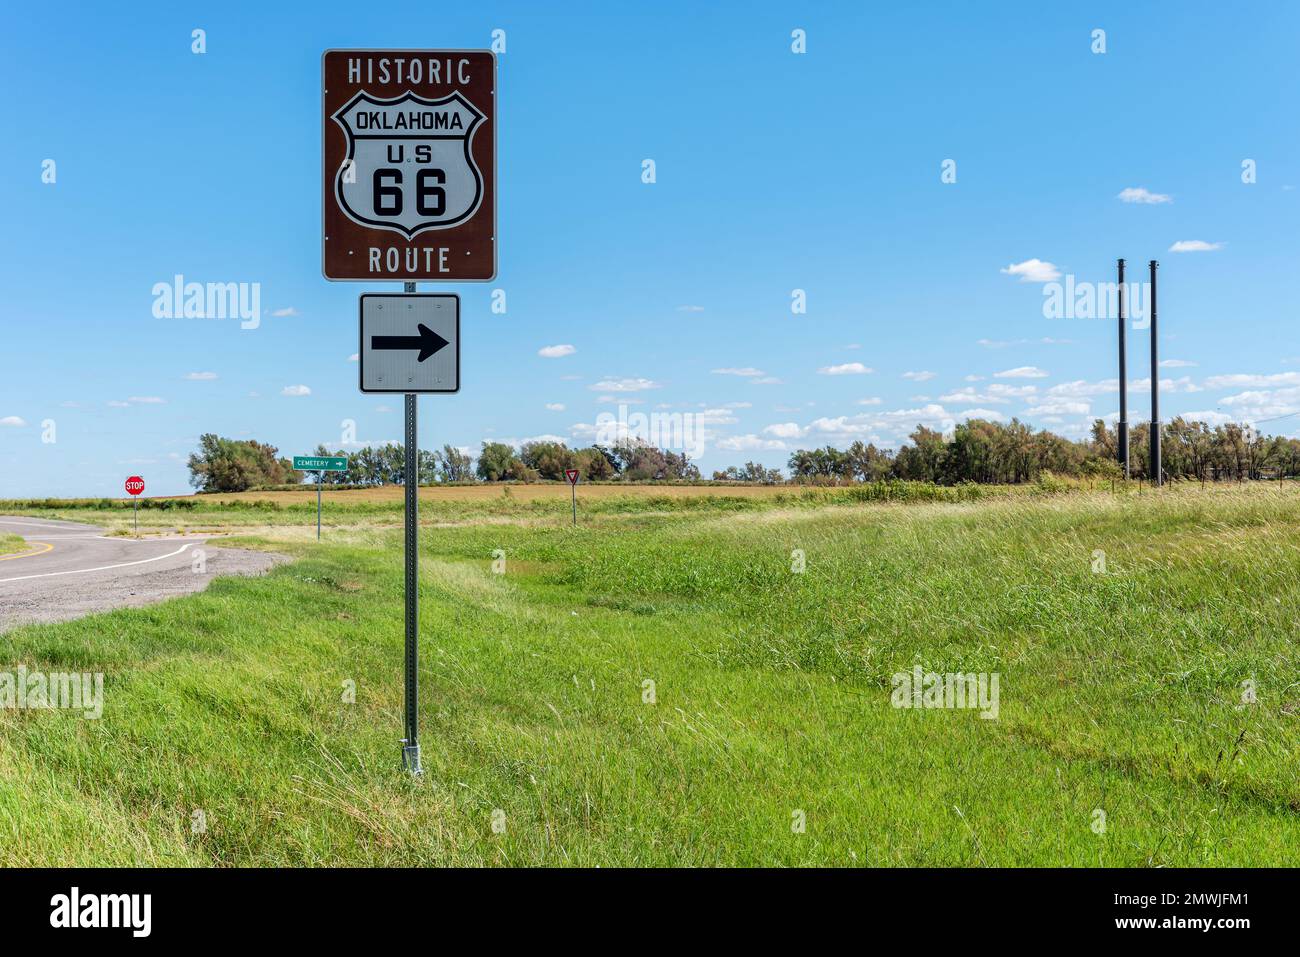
[1149,260,1161,487]
[1117,258,1129,477]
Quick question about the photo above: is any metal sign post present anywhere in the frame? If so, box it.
[1116,258,1129,479]
[292,457,349,540]
[1149,260,1162,487]
[402,282,422,776]
[124,476,145,536]
[403,391,420,773]
[565,468,580,525]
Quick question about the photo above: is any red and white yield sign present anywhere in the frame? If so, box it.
[322,50,497,281]
[565,469,580,486]
[124,476,146,497]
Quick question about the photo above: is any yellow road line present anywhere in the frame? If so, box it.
[0,542,54,562]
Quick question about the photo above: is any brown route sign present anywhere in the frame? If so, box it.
[322,50,496,281]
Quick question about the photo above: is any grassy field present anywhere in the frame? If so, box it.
[0,535,27,557]
[1,482,1297,865]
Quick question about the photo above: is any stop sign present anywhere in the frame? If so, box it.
[124,476,145,497]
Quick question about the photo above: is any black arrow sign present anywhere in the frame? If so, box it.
[371,323,450,362]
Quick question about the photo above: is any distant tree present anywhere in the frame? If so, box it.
[573,446,616,480]
[786,450,815,479]
[613,440,698,480]
[476,442,518,481]
[519,440,575,480]
[738,461,782,484]
[187,434,297,492]
[590,445,622,476]
[437,445,474,482]
[844,442,891,482]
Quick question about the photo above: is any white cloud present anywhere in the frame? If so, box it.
[1130,376,1202,394]
[1049,376,1199,397]
[1205,372,1300,389]
[538,344,576,358]
[711,367,766,377]
[902,370,936,382]
[545,403,566,411]
[590,377,661,392]
[964,374,985,382]
[697,408,740,426]
[818,362,873,376]
[988,383,1038,398]
[1025,399,1091,416]
[1169,240,1223,253]
[856,397,883,406]
[1000,259,1061,283]
[348,353,359,362]
[675,305,705,313]
[1160,359,1197,368]
[271,307,299,317]
[940,385,1035,405]
[1117,187,1172,205]
[954,408,1006,421]
[281,385,311,397]
[1216,387,1300,420]
[994,366,1049,379]
[715,434,787,452]
[185,372,218,381]
[750,376,783,385]
[1181,410,1236,426]
[506,433,568,446]
[0,416,26,427]
[128,396,165,404]
[763,422,806,439]
[1049,379,1118,397]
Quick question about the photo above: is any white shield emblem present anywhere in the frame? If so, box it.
[332,90,486,237]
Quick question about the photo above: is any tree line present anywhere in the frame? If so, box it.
[187,435,699,492]
[186,417,1299,493]
[782,418,1300,484]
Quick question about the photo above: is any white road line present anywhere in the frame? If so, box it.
[0,518,96,527]
[0,543,195,584]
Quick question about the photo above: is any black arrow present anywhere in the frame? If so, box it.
[371,323,450,362]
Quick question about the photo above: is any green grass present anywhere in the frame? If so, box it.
[0,535,26,556]
[1,484,1298,865]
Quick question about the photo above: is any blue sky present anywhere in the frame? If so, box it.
[3,1,1299,496]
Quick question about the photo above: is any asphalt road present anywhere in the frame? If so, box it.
[0,516,285,631]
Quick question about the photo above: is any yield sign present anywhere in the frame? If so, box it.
[564,469,580,486]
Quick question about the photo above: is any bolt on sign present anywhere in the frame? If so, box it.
[322,50,496,281]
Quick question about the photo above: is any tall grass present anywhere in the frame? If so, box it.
[1,485,1297,865]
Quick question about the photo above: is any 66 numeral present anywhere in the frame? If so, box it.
[373,168,446,216]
